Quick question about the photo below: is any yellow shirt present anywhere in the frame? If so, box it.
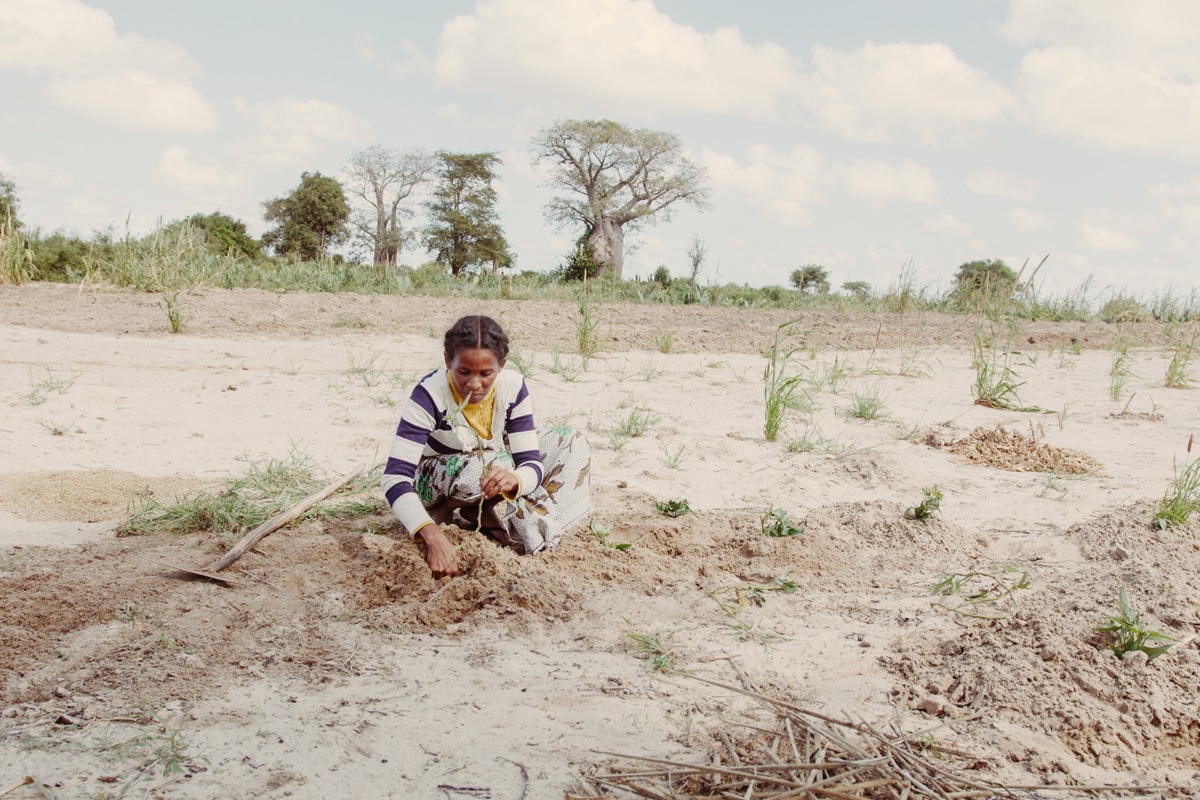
[447,373,495,440]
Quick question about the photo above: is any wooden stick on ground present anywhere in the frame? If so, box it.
[205,465,365,573]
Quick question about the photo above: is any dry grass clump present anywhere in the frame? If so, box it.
[943,426,1102,475]
[574,672,1127,799]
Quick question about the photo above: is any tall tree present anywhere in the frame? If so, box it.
[790,264,830,294]
[422,152,512,276]
[0,173,20,230]
[185,212,260,260]
[262,172,350,261]
[344,145,434,268]
[531,119,710,279]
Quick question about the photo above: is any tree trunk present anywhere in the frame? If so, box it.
[588,217,625,278]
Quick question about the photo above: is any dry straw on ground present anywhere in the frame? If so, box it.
[574,670,1158,799]
[939,426,1103,475]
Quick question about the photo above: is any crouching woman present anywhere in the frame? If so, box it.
[381,315,591,577]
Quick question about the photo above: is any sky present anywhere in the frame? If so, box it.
[2,0,1199,297]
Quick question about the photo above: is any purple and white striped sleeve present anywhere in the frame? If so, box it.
[380,375,441,535]
[505,378,543,496]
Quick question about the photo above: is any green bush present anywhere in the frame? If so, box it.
[29,231,111,282]
[1098,295,1149,324]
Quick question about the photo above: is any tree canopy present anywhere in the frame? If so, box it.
[185,212,260,260]
[345,145,434,268]
[262,172,350,261]
[791,264,830,294]
[531,119,710,278]
[422,152,512,276]
[953,259,1016,292]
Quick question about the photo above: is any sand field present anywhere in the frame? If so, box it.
[0,283,1198,798]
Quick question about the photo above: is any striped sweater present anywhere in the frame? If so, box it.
[381,367,543,535]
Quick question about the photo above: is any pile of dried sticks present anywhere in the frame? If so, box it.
[574,672,1157,800]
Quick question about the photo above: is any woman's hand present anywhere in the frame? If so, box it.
[419,525,462,578]
[480,464,518,500]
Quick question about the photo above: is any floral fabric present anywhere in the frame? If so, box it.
[414,427,591,554]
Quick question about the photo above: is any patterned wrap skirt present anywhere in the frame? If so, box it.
[414,427,592,554]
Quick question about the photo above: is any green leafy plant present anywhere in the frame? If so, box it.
[930,564,1031,621]
[763,318,806,442]
[627,630,677,673]
[1095,588,1177,659]
[1152,457,1200,529]
[760,507,803,537]
[905,485,943,522]
[654,498,693,518]
[589,518,630,551]
[971,323,1044,412]
[160,289,186,333]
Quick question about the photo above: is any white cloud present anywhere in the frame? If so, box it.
[925,214,972,237]
[1080,221,1135,251]
[1009,208,1045,231]
[967,168,1039,202]
[836,159,938,203]
[1164,203,1200,230]
[1005,1,1200,158]
[0,0,217,132]
[229,98,372,169]
[358,34,430,79]
[1151,177,1200,198]
[801,42,1013,142]
[156,146,247,203]
[434,0,800,117]
[701,144,825,226]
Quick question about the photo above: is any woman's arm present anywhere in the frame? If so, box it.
[381,373,443,535]
[503,377,544,495]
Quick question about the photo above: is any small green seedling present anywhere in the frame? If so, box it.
[710,575,798,608]
[930,564,1030,621]
[589,518,630,551]
[905,485,943,521]
[627,630,677,673]
[761,507,803,537]
[660,443,686,469]
[1095,588,1176,659]
[654,498,693,518]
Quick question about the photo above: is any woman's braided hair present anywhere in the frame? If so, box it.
[443,315,509,362]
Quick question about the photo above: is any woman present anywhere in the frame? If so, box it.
[381,315,591,578]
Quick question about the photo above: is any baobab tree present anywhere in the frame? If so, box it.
[531,119,710,279]
[344,145,434,268]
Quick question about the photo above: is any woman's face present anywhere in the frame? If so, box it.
[445,347,504,403]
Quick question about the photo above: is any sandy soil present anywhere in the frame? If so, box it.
[1,283,1198,799]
